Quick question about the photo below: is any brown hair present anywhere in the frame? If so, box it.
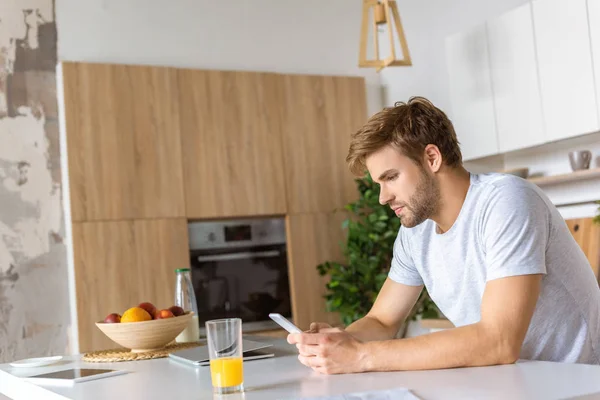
[346,96,462,176]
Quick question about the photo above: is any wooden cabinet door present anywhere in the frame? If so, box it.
[62,62,186,221]
[73,218,189,352]
[532,0,599,141]
[487,3,546,153]
[446,24,498,161]
[178,70,287,219]
[285,212,347,329]
[280,75,366,213]
[565,218,600,279]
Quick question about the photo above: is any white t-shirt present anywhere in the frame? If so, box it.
[390,172,600,364]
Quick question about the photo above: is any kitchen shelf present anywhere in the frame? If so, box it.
[528,168,600,187]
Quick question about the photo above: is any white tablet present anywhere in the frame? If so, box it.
[24,368,127,386]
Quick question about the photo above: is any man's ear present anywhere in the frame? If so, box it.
[423,144,443,173]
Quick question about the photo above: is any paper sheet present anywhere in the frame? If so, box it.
[297,388,420,400]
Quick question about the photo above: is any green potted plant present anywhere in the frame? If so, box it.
[317,173,442,337]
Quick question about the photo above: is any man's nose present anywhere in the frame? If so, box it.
[379,187,393,205]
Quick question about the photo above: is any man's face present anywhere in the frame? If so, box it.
[365,145,440,228]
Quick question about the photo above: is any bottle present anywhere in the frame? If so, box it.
[174,268,200,343]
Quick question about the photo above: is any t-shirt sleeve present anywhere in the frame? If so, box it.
[481,185,550,282]
[388,228,424,286]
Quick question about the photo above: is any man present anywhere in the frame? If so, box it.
[288,97,600,375]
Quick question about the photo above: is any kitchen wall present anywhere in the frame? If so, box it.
[55,0,383,116]
[0,0,71,362]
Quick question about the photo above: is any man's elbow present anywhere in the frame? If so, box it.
[495,338,521,365]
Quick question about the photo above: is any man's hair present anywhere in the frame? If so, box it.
[346,96,462,176]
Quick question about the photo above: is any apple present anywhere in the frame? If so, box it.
[168,305,185,317]
[156,309,174,319]
[138,302,157,319]
[104,313,121,323]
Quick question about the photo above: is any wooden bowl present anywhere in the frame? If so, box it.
[95,312,194,353]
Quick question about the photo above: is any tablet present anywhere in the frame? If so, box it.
[24,368,127,386]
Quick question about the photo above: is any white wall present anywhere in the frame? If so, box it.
[55,0,383,116]
[379,0,530,112]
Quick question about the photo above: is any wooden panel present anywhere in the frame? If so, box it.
[532,0,599,141]
[62,62,186,221]
[445,24,498,161]
[73,218,189,352]
[280,75,366,213]
[487,2,545,153]
[566,218,600,278]
[286,212,347,330]
[178,70,287,218]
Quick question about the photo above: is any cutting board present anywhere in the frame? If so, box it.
[565,218,600,279]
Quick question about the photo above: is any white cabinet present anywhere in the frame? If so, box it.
[588,0,600,123]
[446,25,498,161]
[532,0,599,141]
[487,3,545,153]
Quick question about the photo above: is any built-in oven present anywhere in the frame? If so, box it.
[188,218,292,334]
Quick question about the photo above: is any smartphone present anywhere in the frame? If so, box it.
[268,313,302,334]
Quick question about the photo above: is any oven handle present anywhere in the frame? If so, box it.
[197,250,281,262]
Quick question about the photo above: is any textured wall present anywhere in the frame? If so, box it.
[0,0,70,362]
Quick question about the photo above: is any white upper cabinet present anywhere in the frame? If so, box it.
[532,0,599,141]
[588,0,600,123]
[487,3,546,153]
[446,25,499,161]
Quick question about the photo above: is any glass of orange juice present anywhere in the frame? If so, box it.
[205,318,244,394]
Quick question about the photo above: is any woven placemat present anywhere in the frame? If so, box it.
[82,341,203,363]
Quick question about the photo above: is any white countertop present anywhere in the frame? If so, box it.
[2,338,600,400]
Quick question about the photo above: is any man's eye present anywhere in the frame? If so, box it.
[387,175,398,181]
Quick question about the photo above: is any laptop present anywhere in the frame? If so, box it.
[168,339,274,366]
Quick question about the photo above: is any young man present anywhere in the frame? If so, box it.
[288,97,600,375]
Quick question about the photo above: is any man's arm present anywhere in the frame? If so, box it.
[344,278,423,342]
[362,274,542,371]
[290,273,541,374]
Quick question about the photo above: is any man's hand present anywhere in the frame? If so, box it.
[287,327,369,375]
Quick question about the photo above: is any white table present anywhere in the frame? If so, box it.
[2,338,600,400]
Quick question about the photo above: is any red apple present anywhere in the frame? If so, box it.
[138,302,157,319]
[156,309,174,319]
[168,305,185,317]
[104,313,121,323]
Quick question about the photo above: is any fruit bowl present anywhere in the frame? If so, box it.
[95,312,194,353]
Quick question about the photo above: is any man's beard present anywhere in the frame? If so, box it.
[399,168,440,228]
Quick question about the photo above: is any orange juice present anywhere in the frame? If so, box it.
[209,357,243,388]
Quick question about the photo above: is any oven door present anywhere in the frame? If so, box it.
[190,243,291,332]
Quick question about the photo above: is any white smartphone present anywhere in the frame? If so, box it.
[269,313,302,334]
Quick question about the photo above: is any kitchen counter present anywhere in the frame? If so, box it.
[2,337,600,399]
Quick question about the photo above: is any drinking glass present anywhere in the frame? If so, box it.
[205,318,244,394]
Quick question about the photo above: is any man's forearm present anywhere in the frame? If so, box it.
[345,315,399,342]
[361,323,518,371]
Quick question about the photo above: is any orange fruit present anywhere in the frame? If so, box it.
[121,307,152,323]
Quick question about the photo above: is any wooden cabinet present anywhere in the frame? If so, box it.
[177,70,287,219]
[279,75,366,213]
[285,212,347,329]
[445,24,498,161]
[62,62,186,221]
[487,3,545,153]
[566,218,600,279]
[72,218,189,352]
[532,0,599,141]
[588,0,600,122]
